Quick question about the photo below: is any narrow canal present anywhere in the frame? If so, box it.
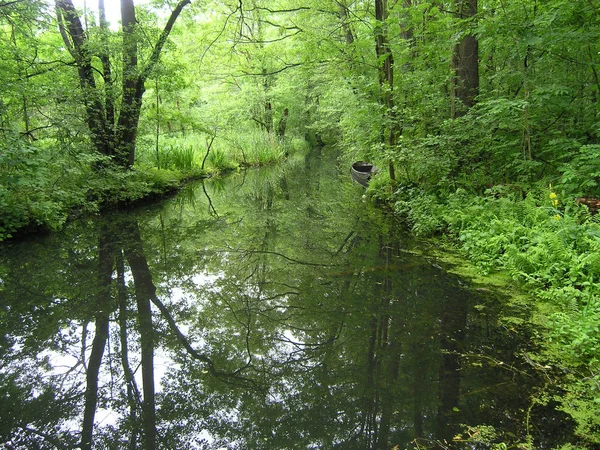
[0,148,573,448]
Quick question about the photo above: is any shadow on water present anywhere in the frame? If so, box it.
[0,148,576,449]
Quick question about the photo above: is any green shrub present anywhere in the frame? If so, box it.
[560,144,600,198]
[0,136,71,239]
[86,166,183,207]
[392,186,447,236]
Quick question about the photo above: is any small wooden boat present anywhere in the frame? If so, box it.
[351,161,378,187]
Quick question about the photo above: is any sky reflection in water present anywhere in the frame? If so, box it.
[0,150,572,449]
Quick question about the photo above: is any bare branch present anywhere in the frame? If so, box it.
[200,4,241,64]
[239,62,303,76]
[24,59,76,78]
[150,294,257,387]
[258,18,302,31]
[217,247,336,267]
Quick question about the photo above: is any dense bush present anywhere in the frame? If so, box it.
[0,134,189,241]
[0,136,72,239]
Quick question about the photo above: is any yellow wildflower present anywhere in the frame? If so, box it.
[549,186,559,207]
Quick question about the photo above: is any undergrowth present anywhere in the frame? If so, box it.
[390,182,600,445]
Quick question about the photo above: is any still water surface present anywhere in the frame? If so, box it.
[0,149,571,448]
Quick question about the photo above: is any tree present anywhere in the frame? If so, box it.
[452,0,479,117]
[374,0,396,181]
[55,0,191,169]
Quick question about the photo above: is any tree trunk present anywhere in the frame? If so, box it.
[277,108,288,140]
[337,0,355,45]
[452,0,479,117]
[374,0,396,182]
[117,250,141,450]
[98,0,115,142]
[55,0,191,169]
[123,221,157,450]
[56,0,111,156]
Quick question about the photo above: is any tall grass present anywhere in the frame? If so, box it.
[138,127,309,174]
[234,129,285,166]
[172,145,196,171]
[136,134,203,172]
[206,147,237,172]
[157,144,196,171]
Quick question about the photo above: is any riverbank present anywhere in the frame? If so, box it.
[0,166,203,242]
[382,182,600,447]
[0,133,310,243]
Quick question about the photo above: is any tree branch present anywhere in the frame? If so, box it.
[140,0,192,83]
[237,29,303,44]
[246,6,311,13]
[258,18,302,31]
[0,0,27,8]
[149,294,258,387]
[239,62,303,76]
[200,4,240,64]
[218,248,337,267]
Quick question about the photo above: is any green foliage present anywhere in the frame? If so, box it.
[0,135,69,239]
[427,186,600,444]
[0,133,185,242]
[392,185,448,236]
[450,424,511,449]
[85,166,182,207]
[559,145,600,198]
[556,375,600,445]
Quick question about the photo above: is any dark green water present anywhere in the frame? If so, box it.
[0,149,573,449]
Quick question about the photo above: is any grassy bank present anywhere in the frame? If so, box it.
[0,129,308,242]
[377,180,600,446]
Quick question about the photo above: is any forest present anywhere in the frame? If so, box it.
[1,0,600,447]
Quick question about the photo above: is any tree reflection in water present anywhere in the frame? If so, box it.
[0,151,575,449]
